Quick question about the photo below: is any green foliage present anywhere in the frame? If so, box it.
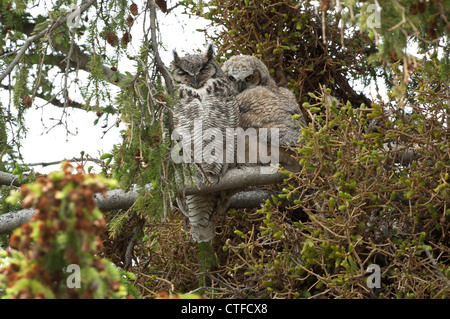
[183,0,375,107]
[0,162,137,298]
[216,85,448,298]
[109,71,173,224]
[1,0,448,299]
[1,0,176,298]
[198,241,219,270]
[357,0,449,58]
[0,0,137,163]
[0,106,9,169]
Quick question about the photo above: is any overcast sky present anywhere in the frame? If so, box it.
[15,1,210,175]
[7,1,389,176]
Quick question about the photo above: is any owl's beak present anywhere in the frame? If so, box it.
[193,75,199,88]
[237,81,245,93]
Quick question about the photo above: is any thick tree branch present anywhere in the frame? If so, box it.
[0,166,291,234]
[0,171,27,188]
[0,209,36,235]
[0,140,423,234]
[0,83,89,111]
[178,166,290,196]
[0,187,287,235]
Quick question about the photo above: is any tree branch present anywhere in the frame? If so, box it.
[148,0,175,96]
[0,158,103,187]
[0,186,288,235]
[51,41,125,85]
[24,157,104,167]
[1,2,126,88]
[0,171,27,188]
[0,209,36,235]
[0,165,291,234]
[35,91,86,110]
[0,141,423,234]
[0,0,97,84]
[178,166,290,196]
[0,83,92,111]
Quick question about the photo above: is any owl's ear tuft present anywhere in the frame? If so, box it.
[172,49,182,67]
[204,43,215,62]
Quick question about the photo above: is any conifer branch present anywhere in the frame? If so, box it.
[0,166,291,234]
[148,0,175,97]
[0,0,97,84]
[0,140,424,234]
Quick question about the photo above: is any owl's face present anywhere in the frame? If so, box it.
[222,55,276,93]
[226,69,261,93]
[171,44,223,89]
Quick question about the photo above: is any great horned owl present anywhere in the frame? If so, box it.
[222,55,306,169]
[170,44,240,243]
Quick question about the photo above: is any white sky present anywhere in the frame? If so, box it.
[13,1,210,175]
[5,1,387,175]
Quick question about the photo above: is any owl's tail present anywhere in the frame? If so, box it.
[185,193,217,243]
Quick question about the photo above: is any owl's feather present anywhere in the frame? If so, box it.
[238,86,305,147]
[171,45,239,243]
[222,55,277,90]
[222,55,306,168]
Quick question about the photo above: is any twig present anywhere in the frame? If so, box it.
[0,0,97,84]
[148,0,175,97]
[388,1,406,32]
[24,157,103,167]
[425,249,450,288]
[205,272,247,298]
[63,28,77,110]
[321,8,327,45]
[0,35,39,84]
[34,91,86,110]
[139,272,175,293]
[0,49,20,59]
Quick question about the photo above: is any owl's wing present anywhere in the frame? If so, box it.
[238,86,305,147]
[173,79,240,243]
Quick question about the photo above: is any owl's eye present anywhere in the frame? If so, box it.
[228,75,236,82]
[200,64,212,73]
[245,75,254,82]
[177,69,188,76]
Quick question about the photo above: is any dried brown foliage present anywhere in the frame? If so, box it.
[0,163,129,299]
[98,0,449,299]
[194,0,374,110]
[102,87,449,298]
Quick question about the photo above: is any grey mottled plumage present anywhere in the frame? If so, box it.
[222,55,306,168]
[171,45,240,242]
